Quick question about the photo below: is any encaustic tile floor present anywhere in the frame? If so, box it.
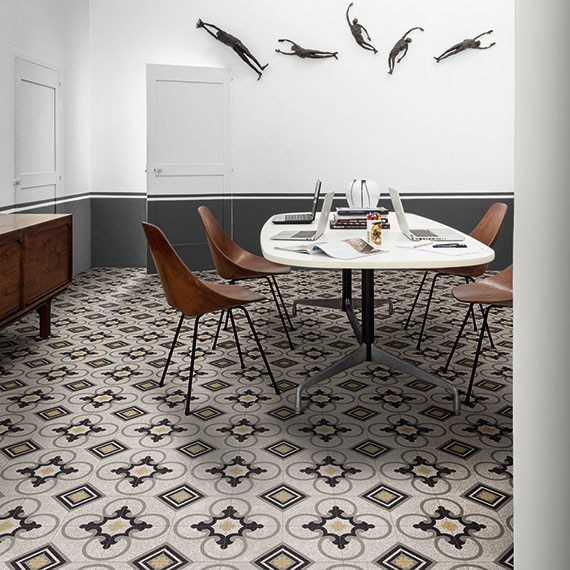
[0,268,513,570]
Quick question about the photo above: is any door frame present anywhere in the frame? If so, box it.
[14,54,62,207]
[145,64,232,270]
[146,64,231,198]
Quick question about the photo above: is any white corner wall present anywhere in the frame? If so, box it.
[0,0,90,209]
[89,0,514,196]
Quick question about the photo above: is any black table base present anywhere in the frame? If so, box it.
[294,269,461,415]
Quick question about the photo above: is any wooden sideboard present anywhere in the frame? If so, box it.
[0,214,72,337]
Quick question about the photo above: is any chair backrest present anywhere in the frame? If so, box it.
[469,202,508,248]
[454,264,513,306]
[197,206,246,280]
[488,263,513,298]
[142,222,221,317]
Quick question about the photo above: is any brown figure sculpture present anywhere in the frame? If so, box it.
[346,3,378,54]
[434,30,495,63]
[388,27,424,74]
[196,19,268,80]
[276,39,338,60]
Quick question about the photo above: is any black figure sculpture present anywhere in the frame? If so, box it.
[196,19,268,80]
[388,27,424,74]
[434,30,495,63]
[346,3,378,54]
[276,39,338,60]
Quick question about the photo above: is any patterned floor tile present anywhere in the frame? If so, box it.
[0,267,513,567]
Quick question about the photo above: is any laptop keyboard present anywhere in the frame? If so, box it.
[292,230,316,239]
[285,213,312,221]
[411,228,438,238]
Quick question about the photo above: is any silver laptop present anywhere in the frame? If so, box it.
[272,180,322,224]
[270,192,334,241]
[388,187,465,241]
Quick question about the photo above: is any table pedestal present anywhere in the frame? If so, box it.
[292,269,393,343]
[294,269,461,415]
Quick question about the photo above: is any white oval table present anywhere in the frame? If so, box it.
[261,212,495,415]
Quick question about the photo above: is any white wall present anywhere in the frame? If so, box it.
[89,0,514,196]
[514,0,570,566]
[0,0,90,209]
[61,0,91,199]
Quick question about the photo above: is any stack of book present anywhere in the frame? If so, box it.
[330,207,390,230]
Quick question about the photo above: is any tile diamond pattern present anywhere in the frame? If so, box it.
[0,267,513,566]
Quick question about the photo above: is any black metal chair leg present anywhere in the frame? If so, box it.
[465,305,493,405]
[224,308,231,331]
[479,303,496,349]
[237,306,280,396]
[266,277,295,350]
[160,313,185,387]
[404,271,428,330]
[228,309,245,369]
[185,315,202,416]
[271,275,295,331]
[444,304,473,371]
[416,273,442,349]
[211,309,225,351]
[464,277,479,331]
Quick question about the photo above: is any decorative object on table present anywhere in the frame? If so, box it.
[345,3,378,54]
[196,19,268,80]
[388,27,424,74]
[330,216,390,230]
[331,205,389,229]
[366,213,383,246]
[346,179,381,208]
[276,39,339,60]
[434,30,495,63]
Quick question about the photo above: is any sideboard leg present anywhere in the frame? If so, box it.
[37,300,52,338]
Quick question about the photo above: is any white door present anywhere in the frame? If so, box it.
[14,57,61,205]
[146,64,231,199]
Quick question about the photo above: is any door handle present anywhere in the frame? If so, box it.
[13,178,21,186]
[153,168,162,174]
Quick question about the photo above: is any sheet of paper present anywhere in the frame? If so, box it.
[395,243,485,256]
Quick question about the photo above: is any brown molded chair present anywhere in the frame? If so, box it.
[142,222,279,415]
[197,205,295,349]
[443,264,513,404]
[404,202,508,349]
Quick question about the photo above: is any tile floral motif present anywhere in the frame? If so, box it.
[190,505,264,549]
[302,504,374,549]
[111,455,173,487]
[79,504,152,549]
[0,505,41,540]
[299,454,361,488]
[16,455,78,487]
[394,454,456,488]
[51,417,106,442]
[413,504,486,549]
[205,454,267,487]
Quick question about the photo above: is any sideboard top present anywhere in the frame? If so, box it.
[0,213,71,235]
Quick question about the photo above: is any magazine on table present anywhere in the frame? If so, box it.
[275,237,386,260]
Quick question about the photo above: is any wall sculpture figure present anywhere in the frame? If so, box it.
[196,19,268,79]
[434,30,495,63]
[388,27,424,74]
[346,3,378,54]
[276,39,338,60]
